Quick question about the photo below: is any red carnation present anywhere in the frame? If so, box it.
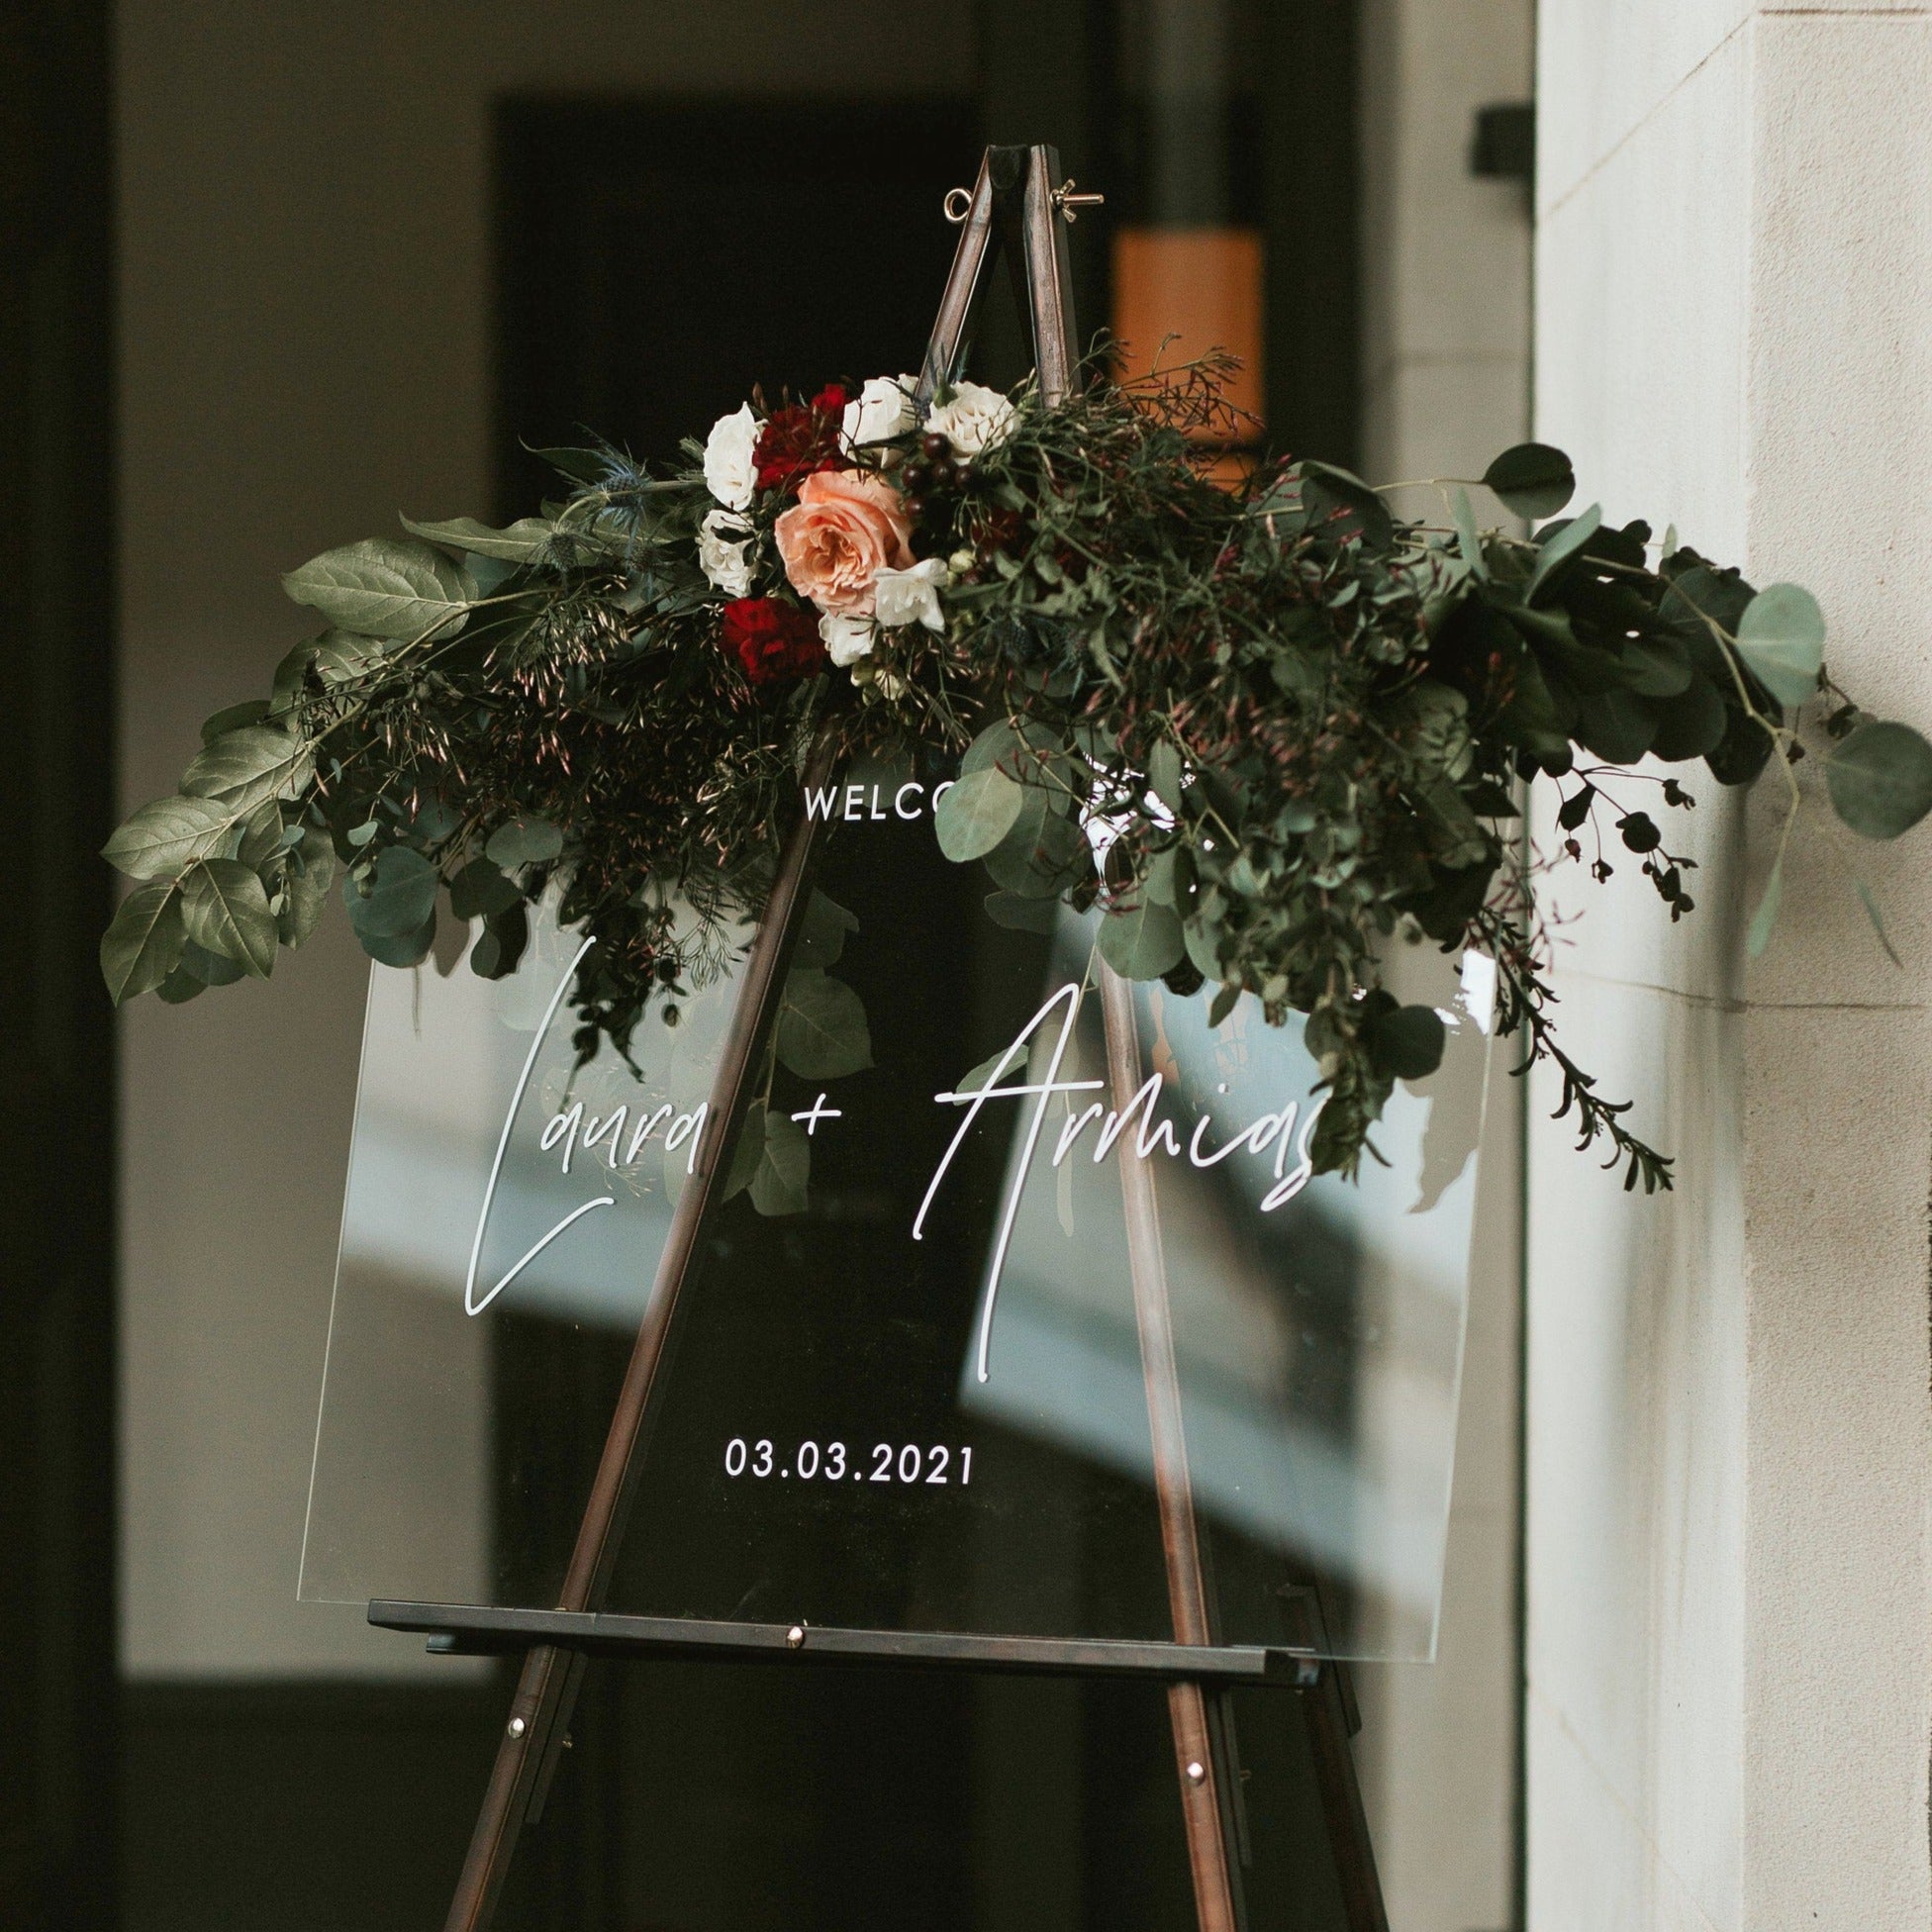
[721,597,827,686]
[753,383,848,493]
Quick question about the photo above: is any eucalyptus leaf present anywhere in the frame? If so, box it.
[359,913,436,969]
[984,889,1061,932]
[1097,896,1185,980]
[1826,720,1932,838]
[449,856,522,921]
[282,537,472,640]
[1735,583,1825,708]
[1451,488,1487,574]
[775,968,873,1080]
[485,815,565,869]
[1483,442,1576,520]
[181,859,276,977]
[722,1098,770,1201]
[934,766,1024,862]
[1366,1002,1446,1081]
[471,903,529,980]
[794,889,859,969]
[100,883,186,1003]
[345,845,439,938]
[102,796,234,881]
[1526,504,1603,603]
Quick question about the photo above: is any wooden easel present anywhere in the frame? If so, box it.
[378,142,1388,1932]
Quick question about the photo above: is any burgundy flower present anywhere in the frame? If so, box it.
[753,383,848,492]
[721,597,827,686]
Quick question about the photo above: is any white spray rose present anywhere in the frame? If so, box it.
[872,556,948,634]
[925,380,1016,459]
[819,612,875,667]
[842,375,919,449]
[697,509,753,597]
[702,402,759,511]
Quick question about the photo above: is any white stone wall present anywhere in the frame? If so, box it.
[1531,6,1932,1925]
[1354,8,1534,1930]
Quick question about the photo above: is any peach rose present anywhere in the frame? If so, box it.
[773,468,914,616]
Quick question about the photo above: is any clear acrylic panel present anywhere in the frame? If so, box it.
[303,784,1492,1661]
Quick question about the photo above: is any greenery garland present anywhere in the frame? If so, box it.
[101,359,1932,1197]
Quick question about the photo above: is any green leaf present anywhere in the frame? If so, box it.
[775,967,873,1080]
[1097,896,1185,980]
[985,807,1087,897]
[181,724,312,815]
[984,889,1060,932]
[748,1109,811,1217]
[470,903,529,979]
[934,767,1024,861]
[282,536,472,640]
[180,939,244,987]
[722,1097,771,1201]
[793,889,859,969]
[1826,720,1932,838]
[345,845,439,938]
[1299,460,1395,551]
[359,913,435,969]
[485,815,565,869]
[201,699,270,744]
[235,800,287,871]
[1146,741,1185,813]
[153,963,208,1004]
[1483,442,1576,520]
[102,796,235,880]
[400,514,555,562]
[1451,488,1487,575]
[278,829,335,948]
[310,629,391,685]
[1734,584,1824,708]
[448,857,522,920]
[1746,857,1784,960]
[1367,1002,1446,1081]
[1854,878,1903,968]
[181,859,276,977]
[100,883,186,1002]
[1526,504,1602,603]
[955,1046,1018,1096]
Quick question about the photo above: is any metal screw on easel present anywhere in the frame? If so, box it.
[507,1716,528,1739]
[786,1623,807,1650]
[1051,179,1105,223]
[1185,1760,1207,1785]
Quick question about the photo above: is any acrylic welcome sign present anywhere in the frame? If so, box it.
[300,751,1494,1665]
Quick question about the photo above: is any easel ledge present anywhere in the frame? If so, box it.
[369,1599,1323,1688]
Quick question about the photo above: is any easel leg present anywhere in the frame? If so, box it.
[1099,960,1245,1931]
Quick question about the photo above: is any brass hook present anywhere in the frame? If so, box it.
[1051,179,1106,223]
[942,186,974,225]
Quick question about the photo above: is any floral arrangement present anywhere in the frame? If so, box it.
[100,358,1932,1196]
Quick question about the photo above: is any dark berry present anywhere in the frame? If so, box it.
[901,495,926,524]
[921,432,950,462]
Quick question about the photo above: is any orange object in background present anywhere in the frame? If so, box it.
[1111,227,1266,433]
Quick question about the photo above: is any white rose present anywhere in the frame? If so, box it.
[842,375,918,449]
[819,612,876,667]
[697,509,753,597]
[702,402,759,511]
[925,380,1016,459]
[872,556,948,634]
